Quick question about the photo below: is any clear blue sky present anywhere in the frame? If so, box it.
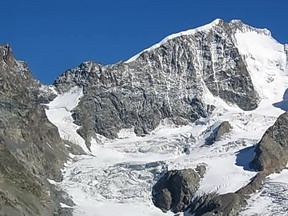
[1,0,287,84]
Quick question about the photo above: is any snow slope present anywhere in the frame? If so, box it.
[47,102,283,216]
[234,28,288,111]
[44,21,288,215]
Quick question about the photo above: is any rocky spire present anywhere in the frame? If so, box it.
[0,44,17,68]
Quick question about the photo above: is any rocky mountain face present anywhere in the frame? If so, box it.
[0,45,74,216]
[53,19,260,148]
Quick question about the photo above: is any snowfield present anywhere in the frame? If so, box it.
[45,20,288,215]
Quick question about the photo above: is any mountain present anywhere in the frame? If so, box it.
[1,19,288,216]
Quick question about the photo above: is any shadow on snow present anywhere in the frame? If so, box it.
[235,145,256,171]
[273,89,288,111]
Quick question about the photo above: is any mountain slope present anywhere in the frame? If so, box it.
[0,44,76,216]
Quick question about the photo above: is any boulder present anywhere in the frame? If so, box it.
[195,164,207,178]
[206,121,233,145]
[152,169,200,213]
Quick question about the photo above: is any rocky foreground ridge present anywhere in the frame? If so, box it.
[0,44,83,216]
[0,18,288,216]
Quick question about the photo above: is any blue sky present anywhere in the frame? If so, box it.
[1,0,287,84]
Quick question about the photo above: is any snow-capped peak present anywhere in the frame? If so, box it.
[126,18,223,63]
[125,19,274,64]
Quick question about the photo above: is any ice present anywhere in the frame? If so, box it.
[60,203,73,209]
[47,178,57,185]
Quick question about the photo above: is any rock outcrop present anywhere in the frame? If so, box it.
[195,164,207,178]
[152,169,200,213]
[206,121,233,145]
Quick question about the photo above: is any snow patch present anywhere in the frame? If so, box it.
[59,107,277,215]
[47,179,57,185]
[45,86,88,152]
[117,128,137,139]
[60,203,73,209]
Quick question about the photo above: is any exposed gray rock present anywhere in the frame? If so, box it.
[189,192,242,216]
[0,45,73,216]
[53,19,259,147]
[206,121,233,145]
[250,111,288,173]
[195,164,207,178]
[152,169,200,213]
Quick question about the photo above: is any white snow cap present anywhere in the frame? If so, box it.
[126,18,223,63]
